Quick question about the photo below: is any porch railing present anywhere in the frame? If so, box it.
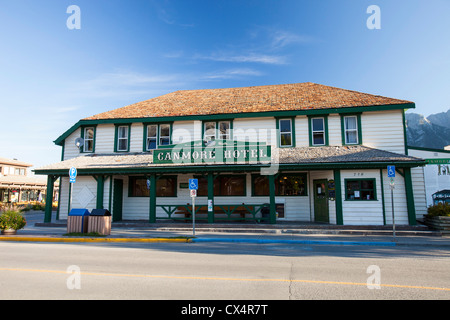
[156,203,269,222]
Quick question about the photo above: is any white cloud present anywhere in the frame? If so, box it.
[199,52,287,65]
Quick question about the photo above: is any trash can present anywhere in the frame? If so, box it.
[67,209,90,233]
[87,209,112,235]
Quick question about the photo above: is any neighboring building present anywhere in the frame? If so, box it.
[35,82,426,225]
[0,157,56,204]
[408,146,450,208]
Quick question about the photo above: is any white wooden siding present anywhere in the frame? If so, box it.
[361,110,405,154]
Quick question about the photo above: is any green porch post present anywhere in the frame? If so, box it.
[333,169,344,225]
[149,174,156,223]
[207,172,214,223]
[96,175,104,209]
[404,167,417,225]
[269,174,276,224]
[44,175,55,223]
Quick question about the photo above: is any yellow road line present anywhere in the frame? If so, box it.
[1,268,449,292]
[0,236,190,243]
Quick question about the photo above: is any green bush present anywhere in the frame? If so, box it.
[426,203,450,218]
[0,210,27,230]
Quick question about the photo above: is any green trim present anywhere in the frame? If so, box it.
[269,174,276,224]
[404,167,417,225]
[108,175,113,212]
[208,172,214,223]
[53,103,415,146]
[344,178,377,201]
[276,117,296,148]
[379,169,386,225]
[56,177,61,220]
[308,115,329,147]
[333,170,343,225]
[340,114,362,145]
[44,175,56,223]
[61,141,65,161]
[114,124,131,152]
[95,175,104,209]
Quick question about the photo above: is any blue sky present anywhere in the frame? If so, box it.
[1,0,450,170]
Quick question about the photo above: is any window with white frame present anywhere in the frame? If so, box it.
[159,124,171,146]
[146,125,158,150]
[311,117,325,146]
[83,127,95,152]
[145,124,171,151]
[344,115,358,144]
[279,118,293,147]
[116,126,129,151]
[203,121,231,144]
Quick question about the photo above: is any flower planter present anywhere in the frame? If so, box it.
[1,229,17,235]
[424,216,450,235]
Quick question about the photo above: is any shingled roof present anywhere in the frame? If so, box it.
[84,82,413,120]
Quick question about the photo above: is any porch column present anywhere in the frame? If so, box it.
[44,175,56,223]
[404,167,417,225]
[95,175,104,209]
[149,174,156,223]
[268,174,276,224]
[333,169,344,225]
[207,172,214,223]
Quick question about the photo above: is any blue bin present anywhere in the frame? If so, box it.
[68,209,90,233]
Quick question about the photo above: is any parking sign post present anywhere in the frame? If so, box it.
[387,166,396,239]
[189,179,198,236]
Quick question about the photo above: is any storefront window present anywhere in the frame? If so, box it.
[252,174,307,196]
[196,175,245,196]
[129,176,177,197]
[345,179,376,200]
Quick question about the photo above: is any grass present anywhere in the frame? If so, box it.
[63,232,107,237]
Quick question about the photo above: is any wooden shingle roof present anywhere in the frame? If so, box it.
[83,82,413,120]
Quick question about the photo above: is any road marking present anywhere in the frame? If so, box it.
[1,268,449,292]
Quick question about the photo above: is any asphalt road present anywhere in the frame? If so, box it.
[0,240,449,302]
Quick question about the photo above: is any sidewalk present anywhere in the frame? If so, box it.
[1,211,449,247]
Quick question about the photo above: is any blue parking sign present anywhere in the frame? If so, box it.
[189,179,198,190]
[69,167,77,183]
[387,166,395,178]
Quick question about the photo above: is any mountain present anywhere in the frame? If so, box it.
[405,109,450,150]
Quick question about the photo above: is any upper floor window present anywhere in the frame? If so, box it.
[82,126,95,153]
[115,125,130,152]
[309,116,328,146]
[277,118,295,147]
[341,115,361,145]
[203,121,231,145]
[144,123,172,151]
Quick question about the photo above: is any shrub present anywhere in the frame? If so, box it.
[426,203,450,218]
[0,210,27,230]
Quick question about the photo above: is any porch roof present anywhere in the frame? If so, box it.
[33,146,425,176]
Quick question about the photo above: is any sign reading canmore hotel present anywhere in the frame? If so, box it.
[153,140,271,164]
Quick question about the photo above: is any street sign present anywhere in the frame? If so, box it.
[189,179,198,190]
[387,166,395,178]
[190,189,197,197]
[146,179,151,190]
[69,167,77,183]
